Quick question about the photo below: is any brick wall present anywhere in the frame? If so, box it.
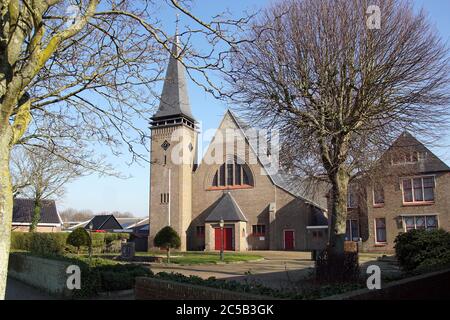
[135,277,276,300]
[324,268,450,300]
[363,172,450,252]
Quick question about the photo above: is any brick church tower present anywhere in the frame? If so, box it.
[148,34,197,251]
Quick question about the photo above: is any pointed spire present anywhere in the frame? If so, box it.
[152,26,195,122]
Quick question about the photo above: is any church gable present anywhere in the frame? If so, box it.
[194,110,273,191]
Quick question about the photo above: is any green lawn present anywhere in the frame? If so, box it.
[135,251,263,265]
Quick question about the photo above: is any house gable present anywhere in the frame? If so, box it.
[379,131,450,175]
[12,198,62,226]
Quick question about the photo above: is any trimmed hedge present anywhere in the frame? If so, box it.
[10,232,33,251]
[11,231,129,255]
[394,229,450,272]
[11,232,68,256]
[66,256,152,297]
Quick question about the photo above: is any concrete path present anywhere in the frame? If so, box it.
[148,251,399,290]
[5,277,57,300]
[149,251,315,290]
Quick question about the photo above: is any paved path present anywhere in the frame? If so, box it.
[149,251,315,290]
[148,251,399,290]
[5,277,57,300]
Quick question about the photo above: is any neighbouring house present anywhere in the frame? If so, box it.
[116,217,143,229]
[148,34,328,252]
[344,132,450,252]
[127,218,149,252]
[12,198,63,232]
[84,214,123,232]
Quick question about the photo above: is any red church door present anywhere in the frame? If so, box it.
[284,230,295,250]
[215,227,233,251]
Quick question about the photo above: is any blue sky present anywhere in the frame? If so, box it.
[59,0,450,217]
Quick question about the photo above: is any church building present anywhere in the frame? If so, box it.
[148,35,328,252]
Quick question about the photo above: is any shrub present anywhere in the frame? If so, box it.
[10,232,33,251]
[28,232,68,256]
[315,249,360,282]
[91,232,106,249]
[104,233,129,243]
[103,233,130,253]
[67,228,91,254]
[154,226,181,263]
[59,256,152,297]
[394,229,450,272]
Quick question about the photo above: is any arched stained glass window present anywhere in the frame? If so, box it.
[211,160,253,189]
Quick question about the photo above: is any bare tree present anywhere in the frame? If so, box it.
[59,208,94,222]
[225,0,450,267]
[11,145,85,231]
[0,0,250,298]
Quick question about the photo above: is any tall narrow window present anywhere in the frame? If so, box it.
[402,179,413,202]
[160,193,169,204]
[243,169,250,185]
[423,177,435,201]
[345,220,359,241]
[227,163,234,185]
[235,164,242,185]
[347,190,357,208]
[373,184,384,206]
[212,171,218,187]
[375,218,387,243]
[219,164,226,186]
[413,178,423,201]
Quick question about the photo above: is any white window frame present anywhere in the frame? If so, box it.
[372,185,385,207]
[374,218,387,244]
[400,175,436,204]
[345,219,359,241]
[402,214,439,232]
[347,190,357,209]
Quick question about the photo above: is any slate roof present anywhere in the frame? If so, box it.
[229,110,328,210]
[205,192,248,222]
[85,215,122,231]
[116,217,143,229]
[383,131,450,173]
[152,34,195,121]
[12,198,62,225]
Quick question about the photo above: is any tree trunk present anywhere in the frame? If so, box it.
[328,166,349,255]
[29,199,41,232]
[167,247,170,264]
[0,127,13,299]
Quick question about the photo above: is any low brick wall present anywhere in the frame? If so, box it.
[8,253,73,297]
[324,268,450,300]
[135,277,276,300]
